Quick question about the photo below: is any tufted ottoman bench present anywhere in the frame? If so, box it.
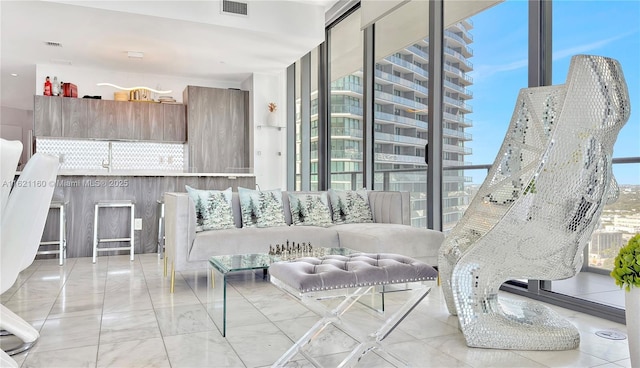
[269,253,438,367]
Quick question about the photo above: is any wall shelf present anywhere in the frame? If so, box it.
[257,124,285,131]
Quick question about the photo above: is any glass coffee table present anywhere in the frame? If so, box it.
[208,248,357,336]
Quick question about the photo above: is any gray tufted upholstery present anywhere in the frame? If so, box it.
[269,253,437,293]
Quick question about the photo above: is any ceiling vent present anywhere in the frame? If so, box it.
[221,0,248,16]
[44,41,63,47]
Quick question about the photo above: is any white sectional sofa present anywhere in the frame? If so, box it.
[163,190,444,279]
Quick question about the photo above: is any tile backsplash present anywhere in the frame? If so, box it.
[36,138,186,172]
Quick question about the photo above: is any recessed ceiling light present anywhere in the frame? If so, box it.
[127,51,144,59]
[10,73,18,77]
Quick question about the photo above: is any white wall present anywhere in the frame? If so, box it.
[35,64,241,102]
[244,71,287,190]
[0,106,33,169]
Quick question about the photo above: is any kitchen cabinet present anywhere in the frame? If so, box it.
[62,97,87,138]
[184,86,249,172]
[144,103,164,141]
[34,96,186,142]
[116,100,141,139]
[34,95,62,136]
[163,104,186,141]
[87,99,117,139]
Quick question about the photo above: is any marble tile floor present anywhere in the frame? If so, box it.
[0,254,632,368]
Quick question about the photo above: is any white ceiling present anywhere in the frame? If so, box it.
[1,0,336,110]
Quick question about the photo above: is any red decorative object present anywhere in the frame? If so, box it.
[63,83,77,98]
[44,76,52,96]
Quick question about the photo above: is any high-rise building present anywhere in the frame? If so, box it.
[307,20,474,230]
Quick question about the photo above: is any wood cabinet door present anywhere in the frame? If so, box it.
[62,98,87,138]
[87,99,117,139]
[145,103,164,141]
[34,95,62,136]
[163,104,186,142]
[116,101,144,139]
[185,87,247,172]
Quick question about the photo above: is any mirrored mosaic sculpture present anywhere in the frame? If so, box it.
[438,55,630,350]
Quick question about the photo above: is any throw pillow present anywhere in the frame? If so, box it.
[238,187,287,228]
[288,192,333,227]
[328,188,374,224]
[185,186,235,232]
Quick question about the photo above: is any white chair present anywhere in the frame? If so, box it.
[0,139,22,221]
[1,153,60,355]
[0,139,23,366]
[0,350,18,368]
[439,55,630,350]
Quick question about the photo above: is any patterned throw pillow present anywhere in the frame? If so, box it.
[328,188,374,224]
[288,192,333,227]
[238,187,287,228]
[185,186,235,232]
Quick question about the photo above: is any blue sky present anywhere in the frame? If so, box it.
[467,0,640,185]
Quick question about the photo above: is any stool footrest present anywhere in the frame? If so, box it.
[98,237,132,243]
[36,250,61,255]
[95,247,133,252]
[39,241,62,246]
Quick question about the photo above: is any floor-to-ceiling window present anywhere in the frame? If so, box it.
[310,48,320,190]
[288,0,638,322]
[372,4,432,228]
[542,0,640,310]
[328,7,364,190]
[453,0,528,222]
[294,59,303,191]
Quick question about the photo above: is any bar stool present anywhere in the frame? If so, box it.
[157,199,165,258]
[37,200,67,266]
[93,200,135,263]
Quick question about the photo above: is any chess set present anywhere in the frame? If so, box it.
[268,241,322,261]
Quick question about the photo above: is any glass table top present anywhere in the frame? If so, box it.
[209,247,356,274]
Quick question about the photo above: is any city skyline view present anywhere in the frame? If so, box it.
[468,0,639,185]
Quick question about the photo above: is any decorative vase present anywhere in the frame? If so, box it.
[266,112,277,126]
[626,287,640,367]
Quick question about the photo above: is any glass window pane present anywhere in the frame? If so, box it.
[310,48,320,191]
[544,1,639,308]
[328,8,364,190]
[449,0,527,232]
[373,5,431,228]
[294,59,302,190]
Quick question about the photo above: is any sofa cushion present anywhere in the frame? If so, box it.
[334,223,444,265]
[238,187,287,228]
[189,226,341,261]
[185,186,235,232]
[328,189,374,224]
[288,192,333,227]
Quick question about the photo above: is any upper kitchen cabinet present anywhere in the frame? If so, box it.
[34,95,62,136]
[143,103,164,141]
[163,104,186,142]
[184,86,249,173]
[33,96,186,142]
[62,97,88,138]
[87,99,117,139]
